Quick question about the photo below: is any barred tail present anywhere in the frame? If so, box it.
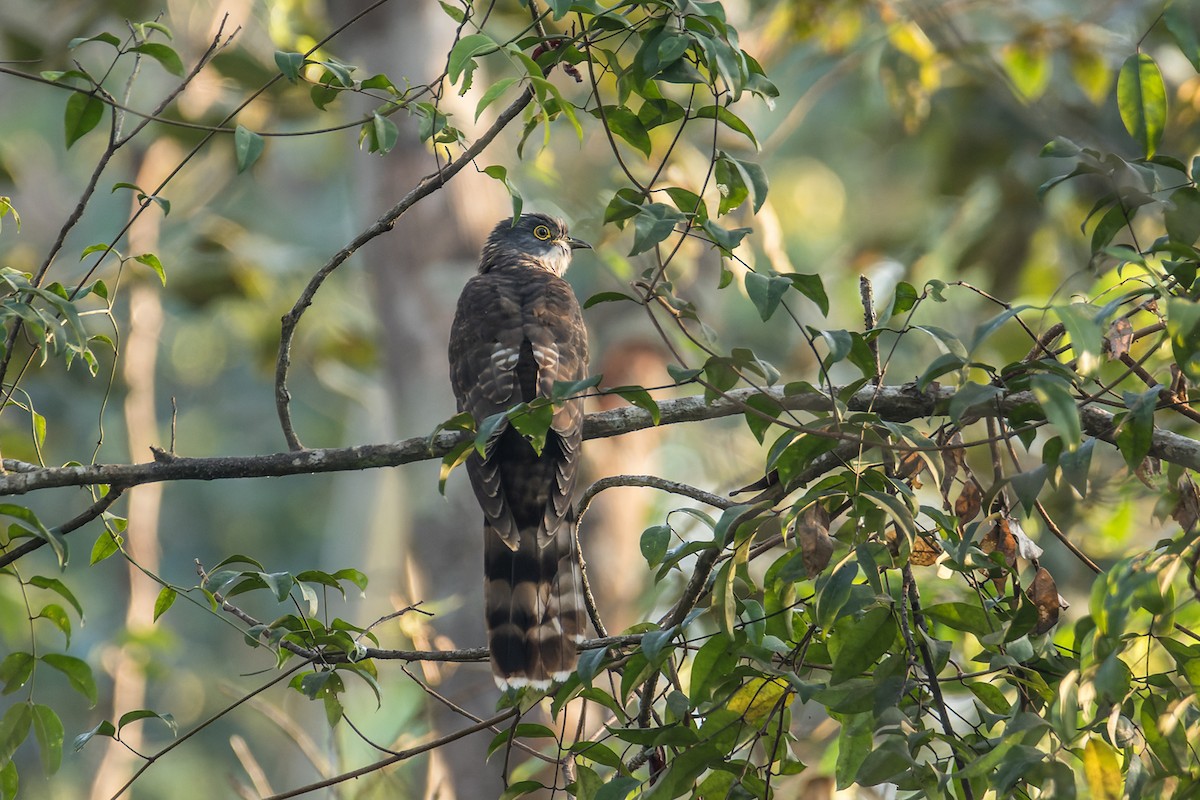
[484,518,585,690]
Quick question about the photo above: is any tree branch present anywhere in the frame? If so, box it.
[274,83,538,450]
[260,710,519,800]
[5,383,1200,497]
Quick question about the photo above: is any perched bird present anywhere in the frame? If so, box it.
[448,213,592,689]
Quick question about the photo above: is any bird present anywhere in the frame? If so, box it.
[448,213,592,690]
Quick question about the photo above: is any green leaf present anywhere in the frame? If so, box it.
[947,382,1002,423]
[595,776,639,800]
[476,77,520,121]
[1169,297,1200,380]
[640,626,676,664]
[610,385,660,424]
[923,602,993,637]
[90,529,121,564]
[37,604,70,646]
[41,654,97,706]
[0,703,31,770]
[28,576,82,619]
[629,203,682,256]
[1002,41,1051,100]
[438,1,466,22]
[576,646,608,686]
[1031,374,1081,450]
[473,411,508,457]
[829,606,895,684]
[133,253,166,285]
[0,654,33,695]
[0,760,13,800]
[234,125,264,173]
[595,106,651,157]
[509,402,555,455]
[787,273,829,316]
[481,165,522,220]
[153,587,176,622]
[744,272,791,321]
[130,43,183,76]
[1115,387,1161,469]
[640,525,671,568]
[447,33,496,86]
[816,329,852,364]
[968,681,1012,714]
[1166,187,1200,246]
[1090,203,1128,253]
[370,113,399,155]
[1059,437,1094,496]
[274,51,306,82]
[332,568,368,593]
[1117,53,1167,158]
[583,291,636,309]
[700,219,751,253]
[1054,304,1102,374]
[693,105,758,148]
[258,571,294,602]
[1010,465,1047,515]
[68,32,121,50]
[714,156,748,215]
[71,719,115,751]
[0,505,63,566]
[64,92,104,148]
[1166,2,1200,72]
[815,559,857,631]
[116,709,177,736]
[913,325,967,358]
[30,705,62,775]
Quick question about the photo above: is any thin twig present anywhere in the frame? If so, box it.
[905,567,976,800]
[260,710,518,800]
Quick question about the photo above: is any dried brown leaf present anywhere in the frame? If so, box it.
[955,478,983,526]
[1172,474,1200,532]
[1135,456,1162,490]
[910,534,942,567]
[1107,317,1133,360]
[797,505,833,578]
[981,519,1017,569]
[1027,566,1061,635]
[940,432,965,498]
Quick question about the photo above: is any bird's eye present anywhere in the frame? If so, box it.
[532,225,552,240]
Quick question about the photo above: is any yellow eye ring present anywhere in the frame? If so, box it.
[532,224,552,240]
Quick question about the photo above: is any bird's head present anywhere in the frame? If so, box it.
[479,213,591,276]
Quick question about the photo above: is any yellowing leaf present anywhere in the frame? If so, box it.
[1082,736,1122,800]
[725,677,788,726]
[1117,53,1166,158]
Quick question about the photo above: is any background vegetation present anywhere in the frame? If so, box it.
[0,0,1199,797]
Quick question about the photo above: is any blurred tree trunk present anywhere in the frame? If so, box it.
[89,139,176,800]
[345,5,508,798]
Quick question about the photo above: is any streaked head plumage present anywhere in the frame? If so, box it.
[479,213,590,276]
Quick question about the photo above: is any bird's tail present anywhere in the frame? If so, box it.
[483,517,585,690]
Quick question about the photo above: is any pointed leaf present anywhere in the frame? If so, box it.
[234,125,264,173]
[1117,53,1167,158]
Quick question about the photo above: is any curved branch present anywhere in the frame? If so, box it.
[6,383,1200,497]
[274,83,538,450]
[260,710,518,800]
[0,488,125,568]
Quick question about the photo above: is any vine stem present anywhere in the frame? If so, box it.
[904,565,976,800]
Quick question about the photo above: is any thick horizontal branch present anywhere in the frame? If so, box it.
[2,383,1198,496]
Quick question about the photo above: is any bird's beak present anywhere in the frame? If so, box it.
[566,236,592,251]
